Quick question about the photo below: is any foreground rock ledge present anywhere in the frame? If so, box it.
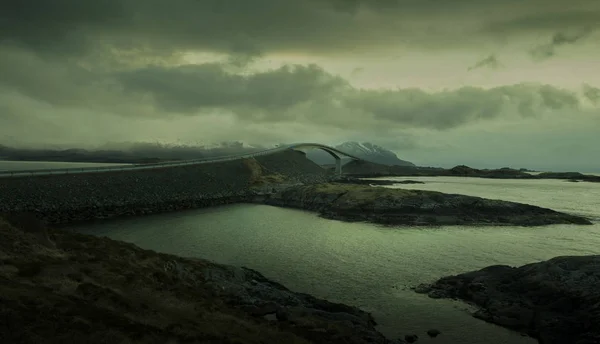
[415,256,600,344]
[261,183,591,226]
[0,218,399,344]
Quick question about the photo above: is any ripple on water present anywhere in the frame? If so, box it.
[71,177,600,344]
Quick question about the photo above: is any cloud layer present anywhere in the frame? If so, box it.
[3,0,599,58]
[1,0,599,170]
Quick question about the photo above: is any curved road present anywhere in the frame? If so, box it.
[0,142,362,178]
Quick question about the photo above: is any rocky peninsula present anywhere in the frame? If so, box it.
[414,255,600,344]
[261,183,592,226]
[0,215,403,344]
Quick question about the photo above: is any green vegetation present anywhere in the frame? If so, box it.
[243,157,290,185]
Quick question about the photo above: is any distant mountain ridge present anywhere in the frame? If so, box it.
[304,141,415,167]
[0,141,264,164]
[0,140,415,166]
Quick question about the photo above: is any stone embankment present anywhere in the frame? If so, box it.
[414,256,600,344]
[0,216,403,344]
[0,150,328,224]
[261,183,592,226]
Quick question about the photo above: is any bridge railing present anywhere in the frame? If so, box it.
[0,145,285,178]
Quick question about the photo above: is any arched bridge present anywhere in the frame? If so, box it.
[0,142,362,178]
[286,143,362,175]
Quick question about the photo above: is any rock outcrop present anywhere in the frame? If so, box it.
[537,172,600,183]
[415,256,600,344]
[335,178,424,186]
[0,217,401,344]
[261,183,592,226]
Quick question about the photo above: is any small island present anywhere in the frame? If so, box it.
[414,255,600,344]
[260,183,591,226]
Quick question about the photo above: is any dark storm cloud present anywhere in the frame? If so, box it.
[530,27,594,60]
[0,31,590,133]
[116,63,349,116]
[0,0,598,144]
[0,0,391,57]
[537,84,581,109]
[107,62,584,130]
[468,54,502,71]
[1,0,599,165]
[583,84,600,105]
[485,10,600,34]
[2,0,599,59]
[0,47,139,115]
[344,84,581,130]
[0,0,130,57]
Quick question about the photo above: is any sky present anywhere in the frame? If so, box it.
[1,0,599,171]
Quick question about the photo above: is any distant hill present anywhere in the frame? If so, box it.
[0,141,264,164]
[0,140,416,167]
[304,141,415,167]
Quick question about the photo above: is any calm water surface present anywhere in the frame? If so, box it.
[70,177,600,344]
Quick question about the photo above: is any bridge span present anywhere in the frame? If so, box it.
[0,143,362,178]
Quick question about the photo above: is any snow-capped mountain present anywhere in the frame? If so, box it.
[305,141,415,166]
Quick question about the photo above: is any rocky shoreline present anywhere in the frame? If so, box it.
[414,255,600,344]
[0,216,405,344]
[1,150,593,227]
[3,178,590,227]
[335,178,425,186]
[260,183,592,226]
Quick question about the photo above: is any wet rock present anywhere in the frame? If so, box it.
[335,178,399,186]
[412,284,431,294]
[404,334,419,343]
[263,313,278,321]
[421,255,600,344]
[426,329,441,338]
[276,308,289,321]
[243,302,278,316]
